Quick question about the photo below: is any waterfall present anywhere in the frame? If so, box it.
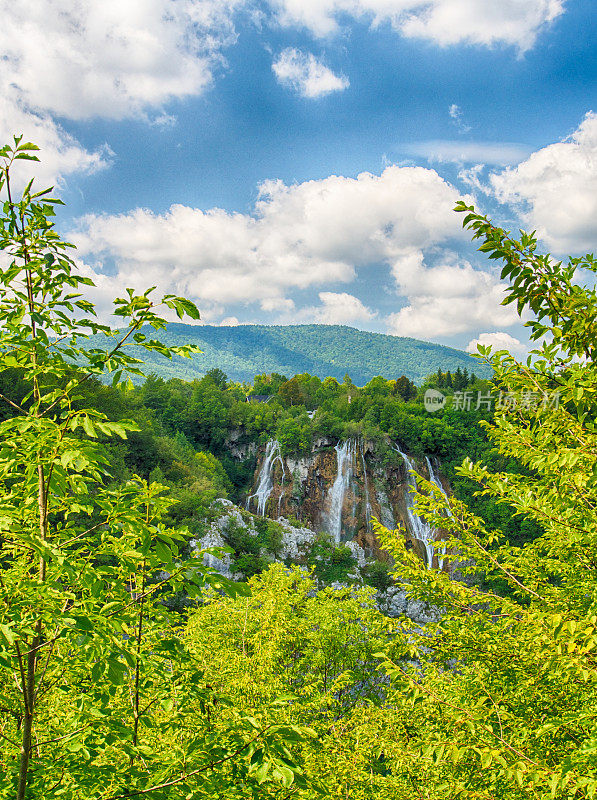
[246,439,285,516]
[360,446,372,533]
[377,490,396,530]
[425,456,451,570]
[425,456,450,508]
[394,445,435,570]
[325,439,356,543]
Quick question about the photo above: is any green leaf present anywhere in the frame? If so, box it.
[81,415,97,438]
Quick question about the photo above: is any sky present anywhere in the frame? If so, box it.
[1,0,595,356]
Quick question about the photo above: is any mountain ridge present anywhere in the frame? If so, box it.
[111,323,490,384]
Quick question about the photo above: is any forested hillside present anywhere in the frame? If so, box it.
[89,323,489,384]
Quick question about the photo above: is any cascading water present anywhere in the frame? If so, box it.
[360,447,372,533]
[425,456,451,570]
[324,439,356,543]
[425,456,450,509]
[394,445,435,570]
[246,439,285,516]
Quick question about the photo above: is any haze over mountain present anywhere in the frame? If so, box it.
[117,323,490,385]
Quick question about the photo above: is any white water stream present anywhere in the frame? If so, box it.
[360,448,372,534]
[324,439,357,543]
[425,456,451,570]
[246,439,285,516]
[394,446,436,570]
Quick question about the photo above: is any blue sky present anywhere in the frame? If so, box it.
[1,0,596,355]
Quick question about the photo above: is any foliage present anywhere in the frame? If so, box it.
[186,565,405,798]
[362,559,394,592]
[306,533,358,584]
[85,322,489,385]
[5,138,593,799]
[275,411,313,455]
[373,205,597,799]
[250,371,288,396]
[0,139,312,800]
[224,515,285,579]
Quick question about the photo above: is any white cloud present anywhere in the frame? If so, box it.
[0,93,110,189]
[0,0,241,183]
[403,140,531,166]
[449,104,471,134]
[457,164,491,193]
[305,292,376,324]
[261,297,296,312]
[73,164,468,321]
[386,249,519,338]
[490,112,597,254]
[272,49,349,98]
[267,0,564,51]
[467,331,528,356]
[0,0,239,122]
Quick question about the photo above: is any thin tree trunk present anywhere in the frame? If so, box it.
[16,631,39,800]
[13,176,47,794]
[130,564,147,766]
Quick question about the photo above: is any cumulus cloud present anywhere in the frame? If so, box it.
[467,331,528,356]
[267,0,564,51]
[490,112,597,254]
[0,0,238,121]
[0,93,110,189]
[305,292,376,324]
[69,160,536,340]
[0,0,240,182]
[386,249,519,338]
[73,164,468,321]
[272,49,349,97]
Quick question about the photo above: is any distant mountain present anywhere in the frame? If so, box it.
[102,323,490,385]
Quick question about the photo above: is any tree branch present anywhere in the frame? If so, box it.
[104,725,274,799]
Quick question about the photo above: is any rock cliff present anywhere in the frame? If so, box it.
[243,437,452,571]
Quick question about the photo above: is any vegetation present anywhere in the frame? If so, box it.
[86,321,490,385]
[2,139,595,799]
[224,514,284,578]
[0,140,314,799]
[186,565,401,797]
[305,534,358,585]
[372,203,597,798]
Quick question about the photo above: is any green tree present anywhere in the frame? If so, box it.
[204,367,228,389]
[363,375,392,397]
[0,139,311,799]
[393,374,417,401]
[453,365,464,389]
[251,372,287,395]
[375,204,597,799]
[186,565,398,798]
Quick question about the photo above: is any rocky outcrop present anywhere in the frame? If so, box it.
[243,437,453,571]
[376,586,442,624]
[193,499,366,578]
[196,500,446,625]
